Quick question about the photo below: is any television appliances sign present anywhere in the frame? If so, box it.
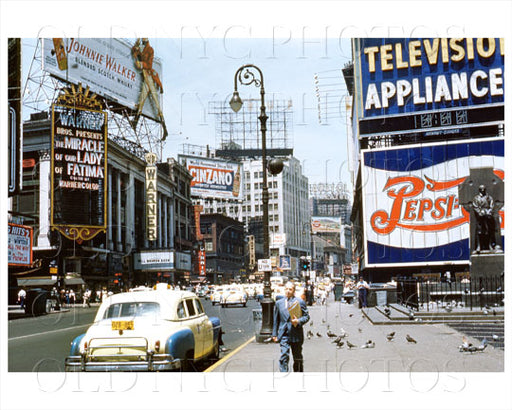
[358,38,504,118]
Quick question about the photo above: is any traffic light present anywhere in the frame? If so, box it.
[301,257,310,271]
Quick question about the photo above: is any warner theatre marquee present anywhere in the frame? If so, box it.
[356,38,504,138]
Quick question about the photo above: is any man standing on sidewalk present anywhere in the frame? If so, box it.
[272,281,310,372]
[356,276,370,308]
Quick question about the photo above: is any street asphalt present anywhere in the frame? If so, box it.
[207,298,504,373]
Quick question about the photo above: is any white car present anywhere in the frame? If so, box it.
[220,286,247,307]
[65,287,222,372]
[210,286,226,305]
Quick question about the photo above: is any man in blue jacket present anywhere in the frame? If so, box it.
[272,281,310,372]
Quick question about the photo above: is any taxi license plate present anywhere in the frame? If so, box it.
[111,320,134,330]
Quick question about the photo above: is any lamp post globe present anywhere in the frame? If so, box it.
[268,158,284,175]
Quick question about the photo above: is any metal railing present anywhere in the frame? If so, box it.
[396,275,504,311]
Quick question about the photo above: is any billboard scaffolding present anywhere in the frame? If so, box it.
[209,99,294,159]
[23,38,165,162]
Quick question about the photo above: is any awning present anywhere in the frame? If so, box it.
[17,278,57,287]
[64,277,86,286]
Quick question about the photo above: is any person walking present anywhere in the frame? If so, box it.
[356,276,370,308]
[272,281,310,372]
[17,288,26,309]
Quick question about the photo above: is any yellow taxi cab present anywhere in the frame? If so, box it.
[65,285,222,372]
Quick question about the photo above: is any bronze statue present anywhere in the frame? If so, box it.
[472,185,496,253]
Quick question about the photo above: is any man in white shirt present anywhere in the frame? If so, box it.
[356,276,370,308]
[17,288,26,309]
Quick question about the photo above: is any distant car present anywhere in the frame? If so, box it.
[210,286,226,305]
[220,286,247,307]
[65,287,222,372]
[196,286,208,298]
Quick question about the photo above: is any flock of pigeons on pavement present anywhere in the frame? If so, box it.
[304,314,497,354]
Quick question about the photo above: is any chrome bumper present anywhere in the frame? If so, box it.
[65,353,181,372]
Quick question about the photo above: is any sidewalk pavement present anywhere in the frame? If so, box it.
[208,299,504,372]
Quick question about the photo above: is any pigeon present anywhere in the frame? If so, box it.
[327,329,338,338]
[496,287,502,293]
[492,334,499,341]
[476,338,488,352]
[321,318,326,324]
[361,340,375,349]
[483,309,489,315]
[444,305,453,313]
[464,288,469,294]
[316,332,323,338]
[346,340,357,349]
[336,341,345,349]
[349,314,354,318]
[459,336,472,352]
[309,321,314,327]
[386,334,395,342]
[384,306,391,316]
[492,309,497,316]
[387,331,396,338]
[358,327,363,333]
[307,330,314,339]
[332,336,343,344]
[406,334,417,344]
[408,311,415,320]
[467,346,478,353]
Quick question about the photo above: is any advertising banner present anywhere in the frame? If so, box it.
[42,38,164,123]
[358,38,504,118]
[311,217,342,234]
[279,255,291,270]
[134,251,173,271]
[8,223,33,266]
[145,153,158,242]
[362,138,504,267]
[180,155,242,199]
[51,99,107,240]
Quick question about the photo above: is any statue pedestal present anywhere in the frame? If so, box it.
[470,252,504,281]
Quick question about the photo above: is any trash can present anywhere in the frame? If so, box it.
[334,283,343,301]
[252,309,262,337]
[25,288,50,316]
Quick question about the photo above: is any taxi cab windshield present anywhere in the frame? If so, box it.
[103,302,160,319]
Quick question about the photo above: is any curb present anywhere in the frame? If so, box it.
[204,336,255,372]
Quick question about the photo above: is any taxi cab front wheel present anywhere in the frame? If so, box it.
[181,351,195,372]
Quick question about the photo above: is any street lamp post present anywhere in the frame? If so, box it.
[230,64,278,342]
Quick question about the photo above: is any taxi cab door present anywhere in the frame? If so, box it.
[194,298,213,357]
[184,298,206,358]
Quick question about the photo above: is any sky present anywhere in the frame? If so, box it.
[155,37,352,187]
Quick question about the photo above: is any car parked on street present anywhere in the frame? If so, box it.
[65,285,222,371]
